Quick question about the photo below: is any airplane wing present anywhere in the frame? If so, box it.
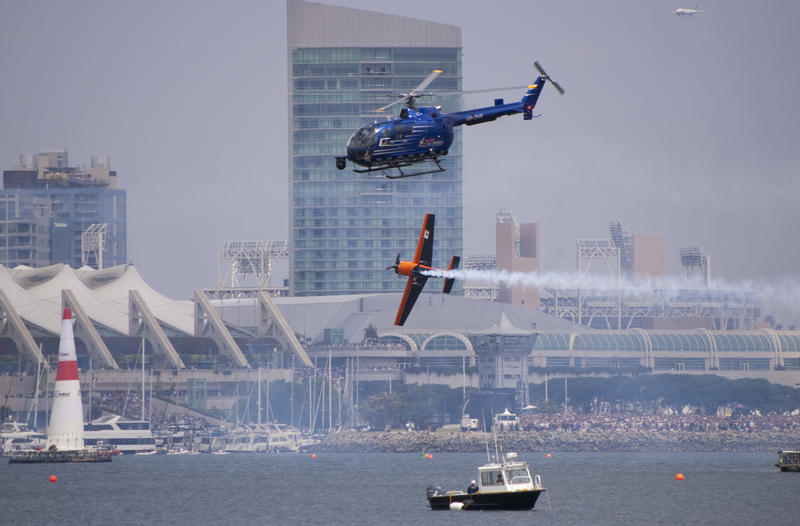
[394,273,428,326]
[414,213,435,266]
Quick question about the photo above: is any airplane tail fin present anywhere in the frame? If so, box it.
[442,255,460,294]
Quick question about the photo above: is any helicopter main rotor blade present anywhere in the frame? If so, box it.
[411,69,443,95]
[374,85,529,112]
[458,85,528,96]
[375,98,406,113]
[534,61,565,95]
[376,69,444,112]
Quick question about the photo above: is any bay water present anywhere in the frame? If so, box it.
[2,451,797,525]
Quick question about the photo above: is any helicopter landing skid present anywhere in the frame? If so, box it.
[354,158,445,179]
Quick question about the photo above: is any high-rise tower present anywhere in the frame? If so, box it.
[287,0,463,296]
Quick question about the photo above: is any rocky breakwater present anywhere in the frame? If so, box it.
[318,428,800,453]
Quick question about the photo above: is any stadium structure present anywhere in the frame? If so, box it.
[535,221,758,330]
[0,262,798,420]
[0,263,311,372]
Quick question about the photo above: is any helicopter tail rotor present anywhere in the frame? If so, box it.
[534,61,565,95]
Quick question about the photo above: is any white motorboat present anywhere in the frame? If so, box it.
[1,419,47,455]
[221,423,313,453]
[83,414,156,453]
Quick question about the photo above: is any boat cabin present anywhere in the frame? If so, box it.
[476,453,537,493]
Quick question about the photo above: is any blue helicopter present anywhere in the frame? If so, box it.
[335,62,564,179]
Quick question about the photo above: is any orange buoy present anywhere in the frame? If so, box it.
[311,453,317,459]
[424,453,433,459]
[546,453,551,459]
[49,475,58,483]
[675,473,684,481]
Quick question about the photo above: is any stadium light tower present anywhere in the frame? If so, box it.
[680,246,711,286]
[81,223,108,269]
[218,240,288,289]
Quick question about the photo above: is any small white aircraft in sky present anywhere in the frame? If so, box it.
[674,6,702,17]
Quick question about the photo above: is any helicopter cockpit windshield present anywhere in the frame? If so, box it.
[347,124,379,149]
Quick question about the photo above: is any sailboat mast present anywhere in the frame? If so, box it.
[149,368,153,423]
[88,357,93,420]
[328,349,332,432]
[32,347,42,429]
[141,339,146,422]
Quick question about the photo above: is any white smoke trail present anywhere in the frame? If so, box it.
[422,268,800,324]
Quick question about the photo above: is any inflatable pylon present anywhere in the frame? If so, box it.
[46,307,85,451]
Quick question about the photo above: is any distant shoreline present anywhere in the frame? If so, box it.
[318,429,800,453]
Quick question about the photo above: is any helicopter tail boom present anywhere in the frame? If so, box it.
[449,80,545,126]
[449,62,563,126]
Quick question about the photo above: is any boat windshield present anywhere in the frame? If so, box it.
[347,124,379,149]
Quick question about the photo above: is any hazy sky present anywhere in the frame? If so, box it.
[1,1,798,315]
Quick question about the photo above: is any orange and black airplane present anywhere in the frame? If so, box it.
[388,213,460,326]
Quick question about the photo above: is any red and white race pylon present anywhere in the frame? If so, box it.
[47,307,85,451]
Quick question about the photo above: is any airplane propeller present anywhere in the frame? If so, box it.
[385,253,401,273]
[534,61,565,95]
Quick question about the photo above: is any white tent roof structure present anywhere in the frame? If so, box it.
[0,264,304,371]
[10,264,129,335]
[75,264,194,335]
[0,265,60,334]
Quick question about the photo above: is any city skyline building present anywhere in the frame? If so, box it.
[631,233,665,278]
[1,150,126,269]
[287,0,463,296]
[495,209,540,308]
